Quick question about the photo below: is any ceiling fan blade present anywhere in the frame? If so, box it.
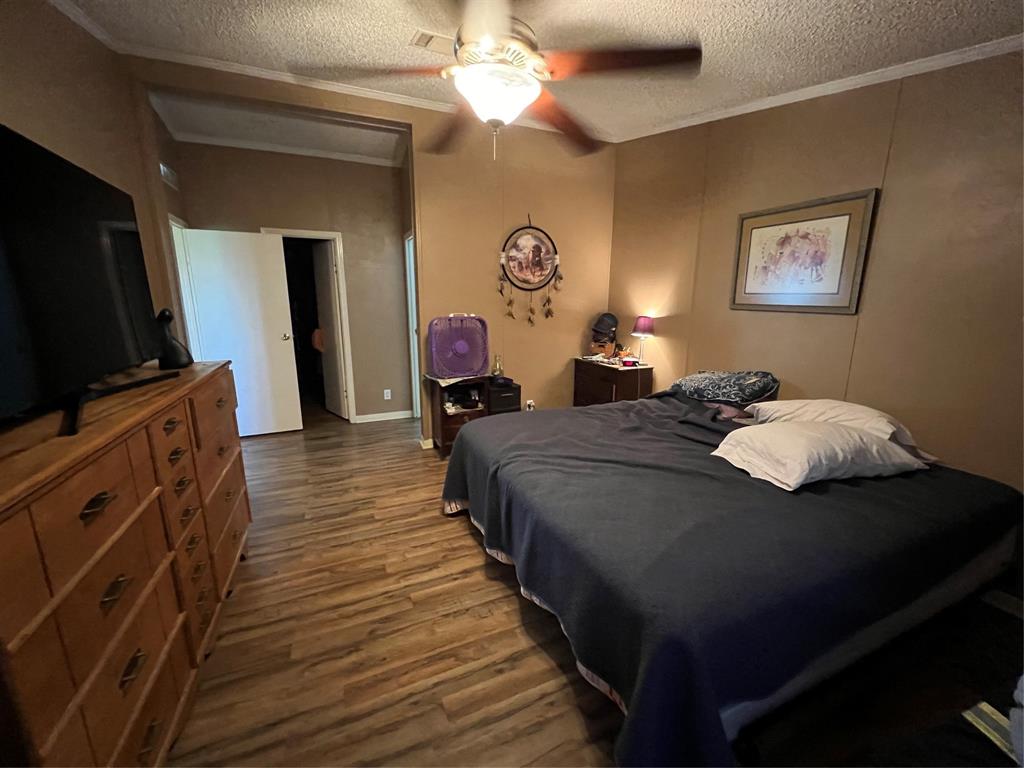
[543,45,702,80]
[526,88,601,155]
[424,103,474,154]
[339,64,448,77]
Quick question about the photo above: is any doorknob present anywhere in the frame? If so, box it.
[281,333,291,341]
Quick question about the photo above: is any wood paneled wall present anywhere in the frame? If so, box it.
[609,53,1023,488]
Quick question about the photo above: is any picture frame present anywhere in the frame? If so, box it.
[500,225,559,292]
[730,189,878,314]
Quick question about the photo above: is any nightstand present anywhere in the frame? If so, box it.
[426,375,522,457]
[573,358,653,406]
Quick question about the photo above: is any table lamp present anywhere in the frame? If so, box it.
[630,315,654,362]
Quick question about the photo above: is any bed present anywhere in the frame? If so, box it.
[441,389,1022,766]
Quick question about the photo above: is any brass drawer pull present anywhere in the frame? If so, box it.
[98,573,133,612]
[217,444,229,458]
[232,528,243,544]
[185,532,203,556]
[196,586,210,606]
[215,396,227,409]
[168,446,186,466]
[118,648,148,691]
[190,561,207,583]
[162,416,181,436]
[137,718,164,762]
[178,505,198,525]
[79,490,118,524]
[224,488,235,503]
[173,476,192,496]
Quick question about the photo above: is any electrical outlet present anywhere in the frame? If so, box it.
[384,389,392,401]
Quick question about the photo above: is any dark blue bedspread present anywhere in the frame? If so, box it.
[441,392,1022,766]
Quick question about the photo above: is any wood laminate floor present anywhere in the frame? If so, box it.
[168,408,621,767]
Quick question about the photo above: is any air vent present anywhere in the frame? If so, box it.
[410,29,455,56]
[159,162,179,191]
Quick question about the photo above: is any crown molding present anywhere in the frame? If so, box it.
[617,34,1023,143]
[171,132,402,167]
[49,0,1021,145]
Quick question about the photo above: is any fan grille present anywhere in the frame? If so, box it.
[427,316,490,378]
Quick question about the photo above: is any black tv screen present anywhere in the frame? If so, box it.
[0,124,161,420]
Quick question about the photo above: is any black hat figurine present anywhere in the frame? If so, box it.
[156,309,194,370]
[591,312,619,344]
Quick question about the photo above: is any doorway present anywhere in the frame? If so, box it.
[404,233,421,420]
[283,238,327,410]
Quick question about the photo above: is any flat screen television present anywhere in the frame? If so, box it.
[0,124,163,424]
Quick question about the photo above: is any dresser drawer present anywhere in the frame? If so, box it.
[80,588,167,764]
[166,619,194,694]
[162,449,199,523]
[147,403,191,472]
[31,443,138,593]
[213,492,249,600]
[190,371,237,451]
[196,422,240,498]
[441,409,485,443]
[110,660,178,767]
[204,454,245,548]
[162,483,201,551]
[174,512,212,607]
[40,710,94,767]
[150,422,196,487]
[55,515,154,685]
[5,615,76,748]
[185,567,217,656]
[0,509,51,643]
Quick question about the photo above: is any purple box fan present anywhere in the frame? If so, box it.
[426,314,489,378]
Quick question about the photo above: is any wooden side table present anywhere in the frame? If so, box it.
[572,358,653,406]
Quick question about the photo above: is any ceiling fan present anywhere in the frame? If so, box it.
[362,0,702,154]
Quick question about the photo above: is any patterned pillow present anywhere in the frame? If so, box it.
[673,370,780,405]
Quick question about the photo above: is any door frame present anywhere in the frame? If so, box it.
[403,232,421,419]
[261,227,357,422]
[168,215,205,357]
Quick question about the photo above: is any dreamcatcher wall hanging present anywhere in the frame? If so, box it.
[498,219,563,326]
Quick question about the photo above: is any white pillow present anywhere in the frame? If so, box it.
[743,399,918,446]
[712,422,928,491]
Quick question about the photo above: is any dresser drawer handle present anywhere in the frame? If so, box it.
[232,528,243,544]
[79,491,118,524]
[190,561,207,583]
[196,586,211,606]
[216,397,227,409]
[173,477,193,496]
[168,446,186,466]
[137,718,164,762]
[98,574,133,612]
[217,444,229,458]
[185,532,203,556]
[224,488,235,503]
[162,416,182,436]
[118,648,148,691]
[179,505,199,525]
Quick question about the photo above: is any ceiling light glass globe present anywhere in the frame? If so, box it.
[454,63,542,126]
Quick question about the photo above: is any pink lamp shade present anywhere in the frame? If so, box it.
[631,315,655,338]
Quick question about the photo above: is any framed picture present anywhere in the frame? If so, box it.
[501,226,559,291]
[730,189,878,314]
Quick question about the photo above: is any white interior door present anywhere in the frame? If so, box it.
[404,235,421,419]
[181,229,303,436]
[312,240,349,420]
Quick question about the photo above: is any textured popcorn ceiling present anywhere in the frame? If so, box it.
[64,0,1022,141]
[150,91,407,166]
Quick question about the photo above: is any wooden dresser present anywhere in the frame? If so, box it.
[572,358,654,406]
[0,362,250,766]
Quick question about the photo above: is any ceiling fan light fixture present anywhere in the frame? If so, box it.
[453,63,541,126]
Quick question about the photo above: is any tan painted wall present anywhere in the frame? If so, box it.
[609,53,1022,488]
[0,1,175,315]
[126,57,617,438]
[174,144,413,416]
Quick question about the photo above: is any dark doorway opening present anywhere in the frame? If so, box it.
[283,237,326,408]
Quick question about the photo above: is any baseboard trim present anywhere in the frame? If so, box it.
[419,438,433,450]
[349,410,414,424]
